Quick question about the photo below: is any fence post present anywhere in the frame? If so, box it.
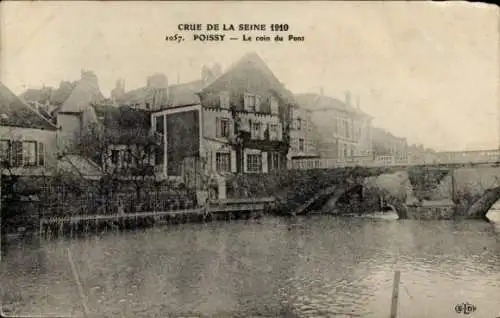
[67,248,90,318]
[390,270,401,318]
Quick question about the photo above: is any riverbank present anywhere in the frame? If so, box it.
[34,197,274,239]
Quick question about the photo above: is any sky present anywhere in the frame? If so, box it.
[1,1,498,151]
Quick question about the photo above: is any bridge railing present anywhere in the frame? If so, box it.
[287,150,500,170]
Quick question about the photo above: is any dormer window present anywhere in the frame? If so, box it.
[251,121,262,140]
[255,96,262,112]
[220,91,230,109]
[270,96,279,115]
[244,93,258,112]
[269,124,279,140]
[296,118,302,131]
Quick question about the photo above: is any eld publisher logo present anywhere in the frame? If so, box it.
[454,303,477,315]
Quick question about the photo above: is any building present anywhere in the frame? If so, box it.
[0,81,59,175]
[18,71,150,178]
[295,91,373,160]
[52,70,105,152]
[288,105,319,159]
[371,127,408,159]
[150,52,295,185]
[407,143,437,163]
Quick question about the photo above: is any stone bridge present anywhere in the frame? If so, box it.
[295,163,500,220]
[229,162,500,220]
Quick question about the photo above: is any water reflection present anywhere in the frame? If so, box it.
[1,217,499,317]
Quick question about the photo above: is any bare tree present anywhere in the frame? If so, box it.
[73,110,162,210]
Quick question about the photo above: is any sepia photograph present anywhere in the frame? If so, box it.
[0,1,499,317]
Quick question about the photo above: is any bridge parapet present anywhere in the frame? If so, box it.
[288,149,500,170]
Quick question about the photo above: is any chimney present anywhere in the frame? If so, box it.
[356,95,360,109]
[320,87,324,96]
[345,91,351,107]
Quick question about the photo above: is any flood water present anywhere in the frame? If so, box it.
[1,215,500,318]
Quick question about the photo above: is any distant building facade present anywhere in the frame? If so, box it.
[295,91,373,160]
[371,127,408,159]
[288,106,319,159]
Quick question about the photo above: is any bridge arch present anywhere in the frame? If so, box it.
[464,185,500,219]
[294,183,407,219]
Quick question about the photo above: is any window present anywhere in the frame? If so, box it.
[155,115,165,134]
[111,150,120,165]
[244,93,257,112]
[216,118,230,138]
[269,124,279,140]
[0,140,44,167]
[123,150,133,166]
[247,154,262,173]
[11,141,22,167]
[0,140,10,164]
[251,121,262,140]
[345,120,350,138]
[220,92,230,109]
[269,152,281,171]
[22,141,37,166]
[38,143,45,166]
[299,139,305,152]
[255,95,262,112]
[216,152,231,172]
[296,118,302,130]
[270,96,279,115]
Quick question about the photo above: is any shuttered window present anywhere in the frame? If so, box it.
[269,152,281,171]
[220,92,230,109]
[247,154,262,173]
[12,141,23,167]
[0,140,10,165]
[22,141,37,166]
[216,152,231,172]
[270,96,279,115]
[216,118,230,138]
[38,142,45,166]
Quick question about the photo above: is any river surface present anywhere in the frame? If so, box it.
[1,215,500,318]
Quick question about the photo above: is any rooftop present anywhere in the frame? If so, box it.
[92,104,159,145]
[294,93,372,118]
[0,81,57,131]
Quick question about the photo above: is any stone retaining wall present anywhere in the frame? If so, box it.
[406,204,456,220]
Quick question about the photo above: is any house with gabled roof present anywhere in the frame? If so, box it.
[197,52,294,174]
[150,52,295,194]
[0,81,58,175]
[53,70,104,152]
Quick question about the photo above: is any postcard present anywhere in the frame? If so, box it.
[0,1,499,317]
